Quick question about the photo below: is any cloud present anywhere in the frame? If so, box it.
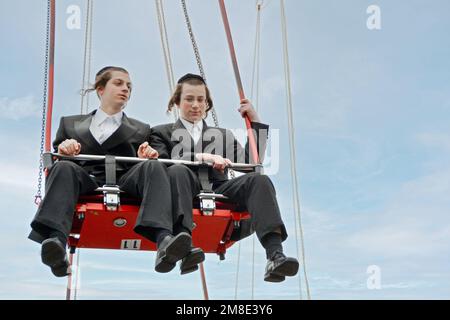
[0,162,37,190]
[346,223,449,258]
[0,95,41,120]
[416,132,450,152]
[261,75,286,101]
[311,275,364,291]
[80,262,154,274]
[343,168,450,258]
[380,281,434,290]
[292,165,450,299]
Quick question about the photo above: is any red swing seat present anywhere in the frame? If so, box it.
[68,193,251,258]
[42,153,257,259]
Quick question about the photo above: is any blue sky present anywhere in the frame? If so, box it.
[0,0,449,299]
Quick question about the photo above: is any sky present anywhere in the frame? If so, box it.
[0,0,449,300]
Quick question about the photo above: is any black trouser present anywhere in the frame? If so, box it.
[29,160,173,244]
[167,164,288,243]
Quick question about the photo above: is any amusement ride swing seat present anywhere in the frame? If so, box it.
[42,152,259,259]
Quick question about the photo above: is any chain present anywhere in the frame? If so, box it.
[180,0,234,177]
[35,0,51,205]
[180,0,236,178]
[180,0,219,128]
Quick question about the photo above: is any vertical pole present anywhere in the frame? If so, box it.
[66,249,74,300]
[199,263,209,300]
[218,0,260,165]
[45,0,56,152]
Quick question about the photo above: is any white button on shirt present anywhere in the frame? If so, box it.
[180,118,203,145]
[89,108,123,145]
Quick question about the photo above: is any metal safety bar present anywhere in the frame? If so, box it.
[43,152,261,172]
[43,152,261,214]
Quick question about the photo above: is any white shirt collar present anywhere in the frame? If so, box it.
[180,117,203,132]
[94,107,123,126]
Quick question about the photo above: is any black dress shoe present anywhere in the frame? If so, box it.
[264,251,299,283]
[41,237,71,277]
[155,232,191,273]
[180,247,205,275]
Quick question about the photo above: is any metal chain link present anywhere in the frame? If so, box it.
[180,0,219,128]
[180,0,235,178]
[35,0,51,205]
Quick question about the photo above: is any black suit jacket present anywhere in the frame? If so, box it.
[53,110,151,183]
[150,119,269,184]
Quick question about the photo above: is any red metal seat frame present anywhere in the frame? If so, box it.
[68,194,250,257]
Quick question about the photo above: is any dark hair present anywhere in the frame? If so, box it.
[83,66,131,98]
[167,78,213,117]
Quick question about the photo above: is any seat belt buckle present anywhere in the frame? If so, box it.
[198,192,216,216]
[102,185,121,211]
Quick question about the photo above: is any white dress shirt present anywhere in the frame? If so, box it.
[180,117,203,145]
[89,108,123,145]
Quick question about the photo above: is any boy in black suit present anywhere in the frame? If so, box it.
[150,74,299,282]
[30,67,200,277]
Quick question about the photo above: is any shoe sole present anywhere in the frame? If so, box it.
[180,250,205,275]
[155,233,191,273]
[264,273,286,282]
[181,265,199,275]
[264,258,299,283]
[271,257,299,277]
[41,239,71,277]
[41,239,66,267]
[51,264,72,277]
